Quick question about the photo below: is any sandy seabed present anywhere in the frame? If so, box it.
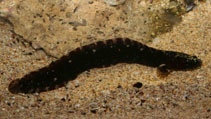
[0,0,210,119]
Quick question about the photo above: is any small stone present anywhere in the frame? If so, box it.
[104,0,126,6]
[88,1,94,4]
[61,98,65,102]
[81,112,86,115]
[117,85,122,88]
[90,109,97,114]
[133,82,143,88]
[89,102,97,108]
[68,110,74,113]
[75,104,80,108]
[66,12,71,18]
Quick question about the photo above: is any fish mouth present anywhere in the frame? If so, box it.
[195,59,202,69]
[188,58,203,71]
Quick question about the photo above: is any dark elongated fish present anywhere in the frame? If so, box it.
[9,38,202,94]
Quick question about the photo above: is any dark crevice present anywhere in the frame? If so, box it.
[10,30,58,59]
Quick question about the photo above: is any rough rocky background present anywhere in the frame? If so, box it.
[0,0,210,119]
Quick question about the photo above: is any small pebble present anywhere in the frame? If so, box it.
[103,0,126,6]
[133,82,143,88]
[90,109,97,114]
[88,1,94,4]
